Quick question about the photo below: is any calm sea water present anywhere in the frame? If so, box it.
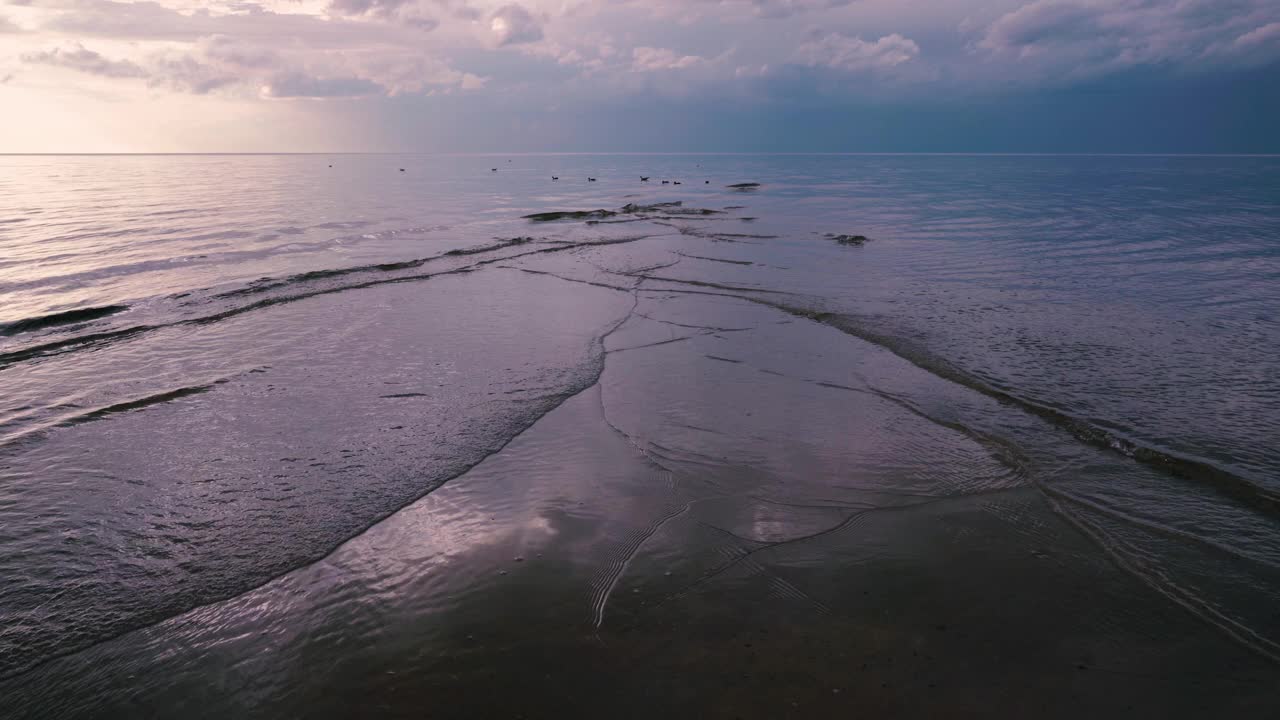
[1,154,1278,715]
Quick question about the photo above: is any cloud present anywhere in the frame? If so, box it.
[17,0,1277,104]
[794,32,919,72]
[978,0,1280,78]
[263,71,385,98]
[343,52,489,94]
[740,0,854,20]
[22,44,149,79]
[325,0,439,30]
[0,14,23,33]
[37,0,405,44]
[147,53,238,94]
[631,47,705,71]
[489,4,542,47]
[21,42,244,93]
[1236,21,1280,48]
[328,0,413,14]
[10,0,493,99]
[1226,20,1280,65]
[981,1,1099,52]
[13,29,483,100]
[6,0,1279,153]
[605,0,856,22]
[196,34,280,70]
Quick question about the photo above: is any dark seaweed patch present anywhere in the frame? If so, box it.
[827,234,871,246]
[620,202,684,213]
[621,202,723,216]
[445,237,534,256]
[57,384,216,428]
[1,305,129,336]
[523,210,618,222]
[528,202,724,223]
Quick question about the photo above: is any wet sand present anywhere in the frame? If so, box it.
[4,223,1278,718]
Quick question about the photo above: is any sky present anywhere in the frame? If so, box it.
[1,0,1278,152]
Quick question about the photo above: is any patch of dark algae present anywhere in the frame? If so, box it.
[444,236,534,255]
[1,304,129,336]
[827,233,872,246]
[524,210,619,222]
[524,202,726,224]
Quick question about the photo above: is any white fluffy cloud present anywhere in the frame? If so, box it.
[489,4,542,47]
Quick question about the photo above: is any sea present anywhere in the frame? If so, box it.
[1,154,1278,718]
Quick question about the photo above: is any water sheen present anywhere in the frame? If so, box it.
[0,154,1277,715]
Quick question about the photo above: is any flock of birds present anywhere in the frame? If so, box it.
[542,174,706,185]
[490,168,707,185]
[330,160,712,185]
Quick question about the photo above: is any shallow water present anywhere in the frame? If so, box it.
[1,154,1277,716]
